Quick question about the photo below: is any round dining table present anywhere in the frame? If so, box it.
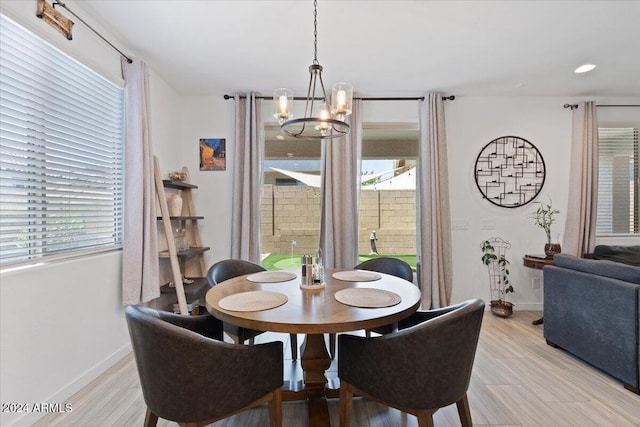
[205,268,421,427]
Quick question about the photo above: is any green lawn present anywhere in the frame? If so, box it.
[261,253,417,270]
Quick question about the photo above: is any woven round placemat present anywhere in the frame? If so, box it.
[332,270,382,282]
[334,288,401,308]
[218,291,288,312]
[246,271,297,283]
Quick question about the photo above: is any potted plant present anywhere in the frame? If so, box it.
[532,197,560,258]
[481,238,514,318]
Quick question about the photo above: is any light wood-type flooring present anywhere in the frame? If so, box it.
[34,311,640,427]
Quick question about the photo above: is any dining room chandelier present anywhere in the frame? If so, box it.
[273,0,353,140]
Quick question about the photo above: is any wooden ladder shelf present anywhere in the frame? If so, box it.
[153,156,209,315]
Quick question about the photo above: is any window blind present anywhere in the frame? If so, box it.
[597,127,639,235]
[0,15,124,267]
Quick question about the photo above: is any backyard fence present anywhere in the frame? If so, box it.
[261,185,416,255]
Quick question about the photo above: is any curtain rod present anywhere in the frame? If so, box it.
[564,103,640,110]
[52,1,132,63]
[223,94,455,101]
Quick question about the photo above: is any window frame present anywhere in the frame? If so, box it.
[596,125,639,237]
[0,14,125,268]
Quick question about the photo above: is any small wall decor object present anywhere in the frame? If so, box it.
[36,0,74,40]
[474,136,546,208]
[167,169,187,181]
[199,138,226,171]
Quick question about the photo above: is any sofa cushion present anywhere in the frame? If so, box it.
[554,253,640,284]
[592,245,640,267]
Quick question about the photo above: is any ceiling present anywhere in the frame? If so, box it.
[80,1,640,98]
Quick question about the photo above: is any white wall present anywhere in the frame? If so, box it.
[443,95,639,309]
[0,253,128,427]
[174,96,235,267]
[1,1,638,425]
[446,96,572,309]
[171,95,638,310]
[0,3,181,426]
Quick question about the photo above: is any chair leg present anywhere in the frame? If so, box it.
[365,330,371,338]
[144,408,158,427]
[269,388,283,427]
[456,393,472,427]
[415,409,435,427]
[329,333,336,359]
[290,333,298,361]
[339,381,353,427]
[248,337,255,345]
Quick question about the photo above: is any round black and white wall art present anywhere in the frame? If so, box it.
[474,136,546,208]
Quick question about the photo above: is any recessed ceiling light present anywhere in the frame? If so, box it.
[276,134,285,140]
[574,64,597,74]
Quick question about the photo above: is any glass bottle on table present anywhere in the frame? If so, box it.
[314,250,323,284]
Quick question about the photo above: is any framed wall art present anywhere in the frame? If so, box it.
[474,135,545,208]
[199,138,226,171]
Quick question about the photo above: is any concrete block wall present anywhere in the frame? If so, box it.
[262,185,416,255]
[262,185,322,254]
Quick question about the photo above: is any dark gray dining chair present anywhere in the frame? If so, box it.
[355,257,414,283]
[338,299,485,427]
[207,259,299,361]
[328,257,415,358]
[125,305,283,427]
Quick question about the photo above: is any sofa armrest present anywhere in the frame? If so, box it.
[543,265,640,389]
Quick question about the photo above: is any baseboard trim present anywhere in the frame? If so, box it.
[7,342,132,427]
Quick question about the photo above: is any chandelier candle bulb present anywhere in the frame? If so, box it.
[331,82,353,119]
[315,107,331,134]
[273,88,293,124]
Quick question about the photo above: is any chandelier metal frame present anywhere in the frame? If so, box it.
[276,0,351,140]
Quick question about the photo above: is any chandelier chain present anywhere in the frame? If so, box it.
[313,0,318,65]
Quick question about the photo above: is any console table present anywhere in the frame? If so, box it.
[523,254,556,325]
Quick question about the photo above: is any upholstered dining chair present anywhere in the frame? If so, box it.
[338,299,485,427]
[328,257,415,358]
[206,259,299,361]
[125,305,283,427]
[355,257,414,283]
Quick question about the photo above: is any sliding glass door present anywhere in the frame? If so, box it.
[358,123,419,269]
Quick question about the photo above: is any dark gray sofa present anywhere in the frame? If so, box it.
[543,252,640,394]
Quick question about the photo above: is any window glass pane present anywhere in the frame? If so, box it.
[261,121,419,271]
[596,127,639,236]
[0,15,124,267]
[261,123,321,270]
[359,124,418,269]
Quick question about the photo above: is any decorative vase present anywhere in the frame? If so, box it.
[544,243,561,259]
[168,194,183,217]
[490,300,513,318]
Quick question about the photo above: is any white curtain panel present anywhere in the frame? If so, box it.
[564,101,598,257]
[121,58,160,305]
[320,99,362,269]
[231,93,264,263]
[417,94,452,309]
